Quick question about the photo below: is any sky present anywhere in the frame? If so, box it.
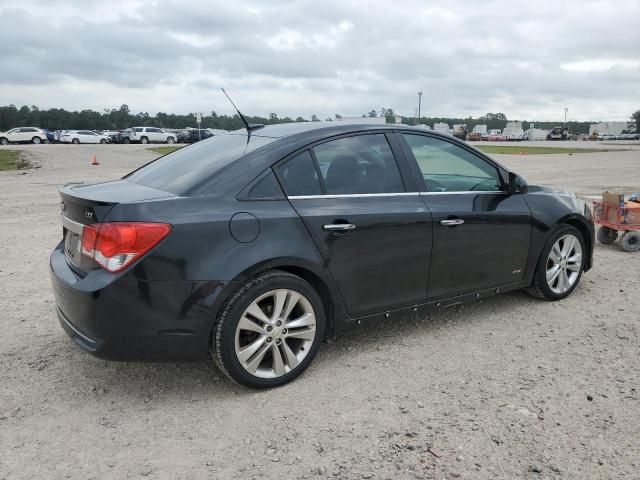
[1,0,638,122]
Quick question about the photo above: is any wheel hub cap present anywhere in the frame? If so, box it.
[234,289,316,379]
[546,234,582,294]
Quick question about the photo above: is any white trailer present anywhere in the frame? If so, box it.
[503,121,524,141]
[588,122,627,136]
[472,124,488,135]
[524,128,548,141]
[433,123,450,135]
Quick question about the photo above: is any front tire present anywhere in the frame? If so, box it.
[0,138,8,145]
[526,225,585,300]
[100,139,107,144]
[211,270,326,388]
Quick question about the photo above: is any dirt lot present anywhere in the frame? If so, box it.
[1,142,639,479]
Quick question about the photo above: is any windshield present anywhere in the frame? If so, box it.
[125,133,274,195]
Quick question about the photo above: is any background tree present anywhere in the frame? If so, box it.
[631,110,640,133]
[0,103,599,134]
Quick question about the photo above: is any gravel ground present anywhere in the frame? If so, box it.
[1,142,639,479]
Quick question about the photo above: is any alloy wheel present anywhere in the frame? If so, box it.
[546,234,582,294]
[234,289,316,379]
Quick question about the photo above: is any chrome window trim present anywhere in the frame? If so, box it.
[420,191,508,195]
[288,192,420,200]
[288,191,507,200]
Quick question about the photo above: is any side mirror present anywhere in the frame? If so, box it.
[507,172,528,194]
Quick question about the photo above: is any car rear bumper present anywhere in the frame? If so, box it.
[49,243,235,361]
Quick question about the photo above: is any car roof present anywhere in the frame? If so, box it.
[226,121,446,140]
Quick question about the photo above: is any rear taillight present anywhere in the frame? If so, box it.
[81,222,172,273]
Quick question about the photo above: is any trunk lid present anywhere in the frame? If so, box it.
[59,180,175,273]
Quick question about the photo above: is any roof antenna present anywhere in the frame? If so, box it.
[221,88,264,136]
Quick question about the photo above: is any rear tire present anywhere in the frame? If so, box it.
[122,137,130,144]
[32,137,41,144]
[167,137,175,144]
[72,138,79,144]
[526,225,585,300]
[100,139,107,144]
[596,226,618,244]
[140,137,149,144]
[211,270,326,388]
[620,231,640,252]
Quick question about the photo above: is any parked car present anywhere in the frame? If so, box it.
[547,127,567,141]
[60,130,110,144]
[128,127,176,144]
[45,130,57,143]
[183,129,215,143]
[50,123,594,388]
[113,129,133,144]
[98,131,119,142]
[597,133,616,141]
[0,127,48,145]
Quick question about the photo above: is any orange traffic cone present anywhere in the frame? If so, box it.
[91,154,99,166]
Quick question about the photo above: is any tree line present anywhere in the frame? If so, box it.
[1,104,637,134]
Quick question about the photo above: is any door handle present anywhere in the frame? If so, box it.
[440,219,464,226]
[323,223,356,232]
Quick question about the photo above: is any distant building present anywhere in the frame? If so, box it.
[589,122,627,136]
[472,125,488,135]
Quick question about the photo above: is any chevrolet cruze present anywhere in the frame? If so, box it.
[50,123,594,388]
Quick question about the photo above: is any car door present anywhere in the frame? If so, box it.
[5,128,21,142]
[149,128,162,142]
[14,128,30,142]
[77,131,93,143]
[276,133,432,318]
[397,133,532,300]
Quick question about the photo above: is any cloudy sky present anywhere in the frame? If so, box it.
[1,0,638,121]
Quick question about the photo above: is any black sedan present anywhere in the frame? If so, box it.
[177,129,215,143]
[50,123,594,388]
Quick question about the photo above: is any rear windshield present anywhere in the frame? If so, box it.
[126,134,274,195]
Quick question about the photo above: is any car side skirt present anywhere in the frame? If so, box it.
[337,280,530,332]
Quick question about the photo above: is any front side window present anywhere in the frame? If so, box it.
[402,134,502,192]
[277,150,322,196]
[312,134,404,194]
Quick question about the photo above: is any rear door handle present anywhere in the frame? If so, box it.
[440,219,464,226]
[323,223,356,231]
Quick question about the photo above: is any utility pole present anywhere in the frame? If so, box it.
[417,91,423,126]
[563,107,568,132]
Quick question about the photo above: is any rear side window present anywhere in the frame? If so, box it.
[312,134,404,194]
[126,134,274,195]
[277,151,322,196]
